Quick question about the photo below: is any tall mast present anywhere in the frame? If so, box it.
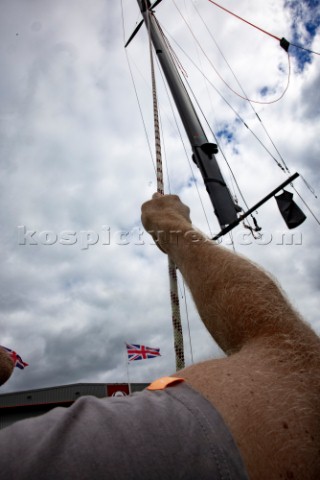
[136,0,239,228]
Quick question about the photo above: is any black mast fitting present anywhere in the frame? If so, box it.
[280,37,290,52]
[213,172,305,240]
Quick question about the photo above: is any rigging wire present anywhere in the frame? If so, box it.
[161,26,296,173]
[136,5,289,194]
[192,32,243,209]
[207,0,320,57]
[171,0,292,106]
[161,26,274,195]
[159,22,242,205]
[184,74,250,212]
[207,0,281,42]
[180,5,252,230]
[121,0,156,178]
[289,42,320,57]
[229,229,236,253]
[191,2,290,174]
[300,174,318,200]
[157,23,263,234]
[292,185,320,226]
[184,3,246,213]
[181,278,194,365]
[126,53,180,190]
[199,2,319,201]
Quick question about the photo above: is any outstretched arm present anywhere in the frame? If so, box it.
[141,194,319,356]
[142,193,320,480]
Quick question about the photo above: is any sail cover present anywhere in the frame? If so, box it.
[275,190,306,229]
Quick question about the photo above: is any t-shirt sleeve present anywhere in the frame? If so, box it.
[0,383,248,479]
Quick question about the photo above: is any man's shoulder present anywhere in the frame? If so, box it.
[0,381,248,480]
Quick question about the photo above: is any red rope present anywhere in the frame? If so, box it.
[207,0,281,42]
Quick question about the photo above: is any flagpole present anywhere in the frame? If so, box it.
[125,343,132,395]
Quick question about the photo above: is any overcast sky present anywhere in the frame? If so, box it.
[1,0,319,393]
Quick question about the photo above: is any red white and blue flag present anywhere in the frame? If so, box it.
[126,343,161,361]
[1,346,29,369]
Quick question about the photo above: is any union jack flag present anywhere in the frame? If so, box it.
[1,346,29,369]
[126,343,161,361]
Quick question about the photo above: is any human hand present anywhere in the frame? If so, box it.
[141,193,192,252]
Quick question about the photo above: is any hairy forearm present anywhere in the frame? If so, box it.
[142,194,319,357]
[164,222,318,355]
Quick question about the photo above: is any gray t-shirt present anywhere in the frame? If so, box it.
[0,382,248,479]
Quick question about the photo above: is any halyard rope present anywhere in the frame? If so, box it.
[146,6,185,371]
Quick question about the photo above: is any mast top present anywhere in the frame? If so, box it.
[138,0,163,13]
[137,0,151,12]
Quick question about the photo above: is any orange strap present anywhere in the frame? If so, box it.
[147,376,185,391]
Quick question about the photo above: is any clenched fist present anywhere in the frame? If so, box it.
[141,193,192,252]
